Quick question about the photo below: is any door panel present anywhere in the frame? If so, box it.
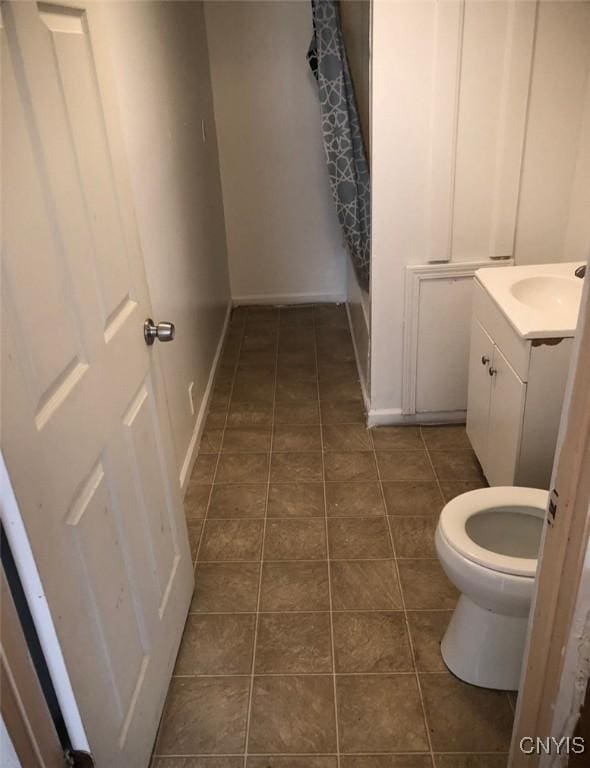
[466,318,494,470]
[486,346,527,487]
[1,3,193,766]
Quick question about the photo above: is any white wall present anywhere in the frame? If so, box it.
[515,1,590,265]
[103,2,231,485]
[370,0,590,420]
[204,0,347,304]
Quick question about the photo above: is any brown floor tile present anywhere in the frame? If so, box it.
[184,483,211,520]
[328,518,392,559]
[154,758,244,768]
[439,480,488,502]
[280,306,316,326]
[314,303,348,327]
[241,331,277,353]
[397,560,458,609]
[336,674,429,752]
[191,563,260,612]
[228,401,273,427]
[248,675,337,753]
[371,426,423,450]
[232,374,275,402]
[260,562,330,611]
[332,612,412,672]
[222,427,272,453]
[407,610,452,672]
[390,517,437,558]
[204,409,228,430]
[434,757,507,768]
[174,613,255,675]
[320,399,366,424]
[276,364,317,383]
[191,454,218,484]
[157,676,249,754]
[278,334,315,354]
[316,326,352,345]
[275,400,320,425]
[268,483,325,517]
[429,450,484,481]
[277,349,317,367]
[420,673,514,752]
[318,365,360,400]
[421,424,471,451]
[271,452,323,482]
[264,518,327,560]
[376,452,435,482]
[246,306,280,324]
[239,349,277,367]
[326,482,385,517]
[199,519,264,561]
[382,482,444,516]
[330,560,402,610]
[248,758,337,768]
[273,424,322,452]
[340,756,432,768]
[324,452,377,482]
[208,484,267,518]
[215,453,269,484]
[323,424,372,451]
[276,378,318,402]
[255,612,332,672]
[200,428,224,453]
[187,522,203,563]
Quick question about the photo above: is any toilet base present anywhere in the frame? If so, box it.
[441,594,528,690]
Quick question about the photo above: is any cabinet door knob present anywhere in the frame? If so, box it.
[481,355,490,365]
[489,367,497,377]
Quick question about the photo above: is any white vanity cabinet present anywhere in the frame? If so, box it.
[466,281,574,489]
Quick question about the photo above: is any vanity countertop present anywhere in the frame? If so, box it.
[475,261,584,339]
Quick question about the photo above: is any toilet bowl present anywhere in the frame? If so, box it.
[435,486,549,691]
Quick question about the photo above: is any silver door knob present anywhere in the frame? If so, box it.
[144,318,175,345]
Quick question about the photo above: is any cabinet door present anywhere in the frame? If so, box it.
[486,346,527,486]
[466,319,494,470]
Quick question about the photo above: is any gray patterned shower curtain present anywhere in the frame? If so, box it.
[308,0,371,291]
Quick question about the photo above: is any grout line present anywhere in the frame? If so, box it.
[418,426,448,508]
[373,436,436,766]
[153,312,246,759]
[153,751,509,760]
[313,307,342,768]
[169,670,455,680]
[242,308,278,768]
[185,607,455,616]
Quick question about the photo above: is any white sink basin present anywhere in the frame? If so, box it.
[510,275,582,313]
[476,262,584,339]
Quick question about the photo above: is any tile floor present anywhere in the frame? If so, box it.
[152,304,515,768]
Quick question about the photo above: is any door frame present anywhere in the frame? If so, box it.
[1,562,64,768]
[0,455,88,753]
[509,259,590,765]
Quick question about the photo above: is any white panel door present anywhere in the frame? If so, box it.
[1,3,193,766]
[486,346,527,487]
[466,318,494,470]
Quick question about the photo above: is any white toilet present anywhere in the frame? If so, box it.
[435,486,549,691]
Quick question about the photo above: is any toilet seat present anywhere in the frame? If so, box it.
[439,487,549,578]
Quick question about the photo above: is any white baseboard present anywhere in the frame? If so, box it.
[368,407,467,427]
[232,291,346,306]
[179,300,232,492]
[345,302,370,412]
